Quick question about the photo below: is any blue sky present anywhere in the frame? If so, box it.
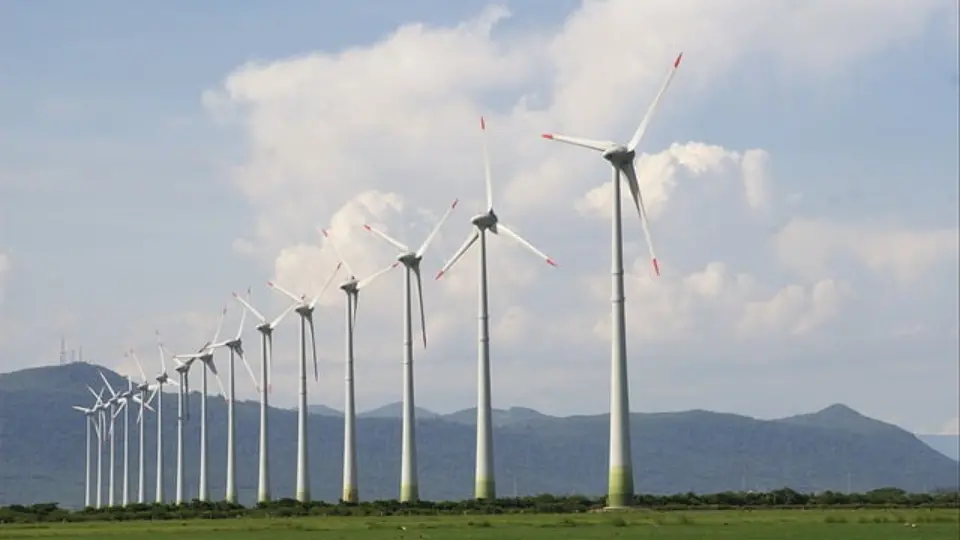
[0,0,957,436]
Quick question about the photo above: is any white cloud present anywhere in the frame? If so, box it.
[938,416,960,436]
[775,219,959,285]
[199,0,955,414]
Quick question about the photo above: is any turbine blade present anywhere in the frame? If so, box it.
[266,332,273,394]
[237,346,260,393]
[623,162,660,276]
[268,300,299,329]
[209,360,226,398]
[356,261,400,290]
[184,372,191,421]
[481,116,494,210]
[540,133,615,152]
[320,228,356,278]
[308,261,342,309]
[626,52,683,153]
[99,372,117,398]
[72,405,87,413]
[87,386,100,402]
[415,198,459,257]
[234,290,249,340]
[413,266,427,348]
[435,229,479,279]
[267,280,304,305]
[307,313,319,382]
[128,350,147,382]
[156,331,170,374]
[210,306,227,345]
[362,223,409,252]
[233,291,267,324]
[496,223,558,267]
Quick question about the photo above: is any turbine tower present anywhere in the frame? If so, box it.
[100,372,141,507]
[321,227,400,503]
[267,262,343,503]
[233,290,298,503]
[540,52,683,508]
[208,301,260,504]
[361,197,459,501]
[72,387,104,508]
[153,332,179,504]
[98,372,120,507]
[165,337,206,505]
[174,309,227,503]
[85,386,107,509]
[435,117,558,500]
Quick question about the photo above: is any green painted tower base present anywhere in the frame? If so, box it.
[400,484,418,503]
[606,466,634,508]
[474,478,496,501]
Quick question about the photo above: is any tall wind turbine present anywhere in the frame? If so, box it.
[208,302,260,503]
[99,372,121,507]
[435,117,558,500]
[164,338,204,505]
[100,372,141,507]
[361,198,459,502]
[73,387,104,508]
[127,349,157,504]
[86,386,106,508]
[153,332,179,504]
[321,227,400,503]
[267,262,343,503]
[233,290,299,503]
[173,309,227,503]
[540,52,683,508]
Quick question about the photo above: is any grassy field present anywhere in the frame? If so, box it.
[0,509,957,539]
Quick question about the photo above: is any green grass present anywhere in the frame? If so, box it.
[0,509,957,539]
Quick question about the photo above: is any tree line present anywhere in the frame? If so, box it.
[0,488,957,523]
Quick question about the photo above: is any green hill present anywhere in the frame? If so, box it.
[0,362,956,507]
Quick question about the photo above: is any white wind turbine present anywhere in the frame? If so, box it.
[163,336,207,505]
[98,372,122,507]
[72,387,104,508]
[361,197,459,502]
[232,290,299,503]
[540,52,683,508]
[85,385,107,508]
[127,349,158,504]
[99,372,144,507]
[267,263,343,503]
[435,117,558,500]
[321,227,401,503]
[152,332,179,504]
[173,308,228,503]
[207,301,261,504]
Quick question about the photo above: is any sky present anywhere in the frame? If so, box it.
[1,0,958,436]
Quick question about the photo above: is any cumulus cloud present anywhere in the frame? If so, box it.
[774,219,959,285]
[199,0,955,412]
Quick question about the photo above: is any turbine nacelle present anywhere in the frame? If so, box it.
[470,210,498,230]
[602,145,634,165]
[396,252,421,267]
[339,278,360,294]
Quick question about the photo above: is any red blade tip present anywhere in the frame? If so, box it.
[362,224,371,231]
[546,258,558,267]
[652,258,661,276]
[266,281,274,287]
[541,133,554,140]
[321,229,329,237]
[451,198,459,208]
[231,292,239,297]
[435,271,445,280]
[480,117,486,130]
[674,53,683,68]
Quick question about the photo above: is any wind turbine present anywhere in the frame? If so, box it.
[98,372,122,507]
[173,308,227,503]
[267,262,343,503]
[85,386,107,508]
[361,197,459,502]
[163,336,206,505]
[540,52,683,508]
[152,332,179,504]
[100,371,142,507]
[127,349,157,504]
[73,387,104,508]
[233,289,299,503]
[208,301,261,504]
[321,227,401,503]
[435,117,558,500]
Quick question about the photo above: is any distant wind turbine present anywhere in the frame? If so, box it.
[540,52,683,508]
[435,117,557,500]
[233,289,299,503]
[321,227,400,503]
[72,387,104,508]
[361,197,459,501]
[152,332,179,504]
[127,349,157,504]
[267,261,343,503]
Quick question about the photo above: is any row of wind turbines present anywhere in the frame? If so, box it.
[71,52,684,509]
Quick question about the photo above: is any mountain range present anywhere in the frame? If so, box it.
[0,362,957,508]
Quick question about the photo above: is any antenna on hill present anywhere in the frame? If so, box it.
[78,346,83,363]
[59,336,66,366]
